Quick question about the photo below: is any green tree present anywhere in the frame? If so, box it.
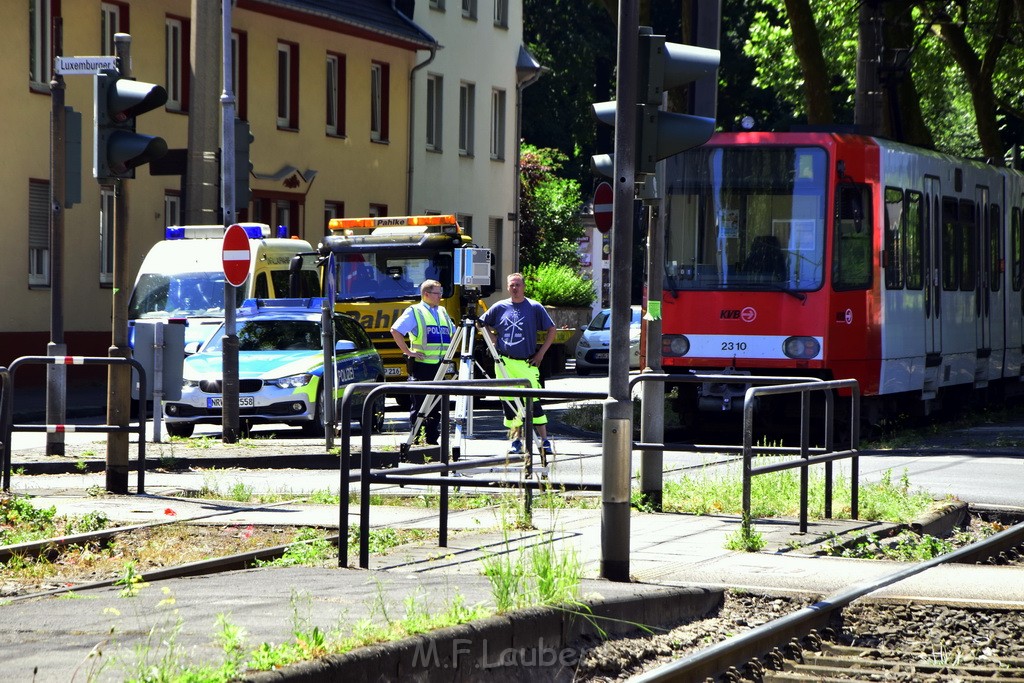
[522,0,616,186]
[518,145,585,272]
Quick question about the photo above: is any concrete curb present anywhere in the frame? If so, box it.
[242,585,722,682]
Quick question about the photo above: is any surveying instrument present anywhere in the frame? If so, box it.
[401,250,543,465]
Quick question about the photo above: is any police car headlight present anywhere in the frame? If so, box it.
[273,373,313,389]
[578,337,592,349]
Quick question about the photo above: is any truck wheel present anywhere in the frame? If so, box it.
[165,422,194,439]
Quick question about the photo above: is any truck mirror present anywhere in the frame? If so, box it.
[288,255,305,297]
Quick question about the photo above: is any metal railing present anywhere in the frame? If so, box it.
[0,356,147,493]
[629,372,860,531]
[337,380,606,568]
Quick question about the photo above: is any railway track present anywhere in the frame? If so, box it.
[584,516,1024,682]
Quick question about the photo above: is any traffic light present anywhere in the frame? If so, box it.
[592,29,720,177]
[234,118,254,210]
[94,69,168,180]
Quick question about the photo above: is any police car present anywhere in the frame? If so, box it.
[162,298,385,437]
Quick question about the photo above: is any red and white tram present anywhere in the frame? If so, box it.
[659,131,1024,421]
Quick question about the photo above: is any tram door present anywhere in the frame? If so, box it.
[924,176,942,360]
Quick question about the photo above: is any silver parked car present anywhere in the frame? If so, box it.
[574,305,642,375]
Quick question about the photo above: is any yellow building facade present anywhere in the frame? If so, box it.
[3,0,434,381]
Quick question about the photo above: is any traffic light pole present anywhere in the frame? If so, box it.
[601,0,640,584]
[47,18,68,457]
[220,0,240,444]
[105,34,132,494]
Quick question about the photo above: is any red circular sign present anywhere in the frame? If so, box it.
[593,182,613,233]
[222,224,251,287]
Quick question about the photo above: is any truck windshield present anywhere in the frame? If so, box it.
[333,252,451,301]
[663,145,828,293]
[129,272,245,318]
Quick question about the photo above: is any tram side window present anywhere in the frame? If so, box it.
[959,198,976,293]
[941,198,959,291]
[884,187,904,289]
[905,191,924,290]
[833,184,872,290]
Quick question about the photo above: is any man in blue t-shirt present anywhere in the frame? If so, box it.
[479,272,556,456]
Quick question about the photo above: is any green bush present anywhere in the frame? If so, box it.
[523,264,596,307]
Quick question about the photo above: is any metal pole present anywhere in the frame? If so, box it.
[106,33,133,493]
[220,0,240,443]
[601,0,640,583]
[639,188,665,510]
[152,322,164,443]
[47,17,67,457]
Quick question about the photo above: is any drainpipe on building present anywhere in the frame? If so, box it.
[395,0,438,215]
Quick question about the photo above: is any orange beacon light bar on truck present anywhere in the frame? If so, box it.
[328,215,460,236]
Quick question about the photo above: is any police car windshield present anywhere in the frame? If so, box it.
[203,320,322,353]
[129,273,244,318]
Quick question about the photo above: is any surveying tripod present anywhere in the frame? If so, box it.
[404,313,543,462]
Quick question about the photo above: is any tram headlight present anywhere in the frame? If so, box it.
[782,336,820,360]
[662,335,690,357]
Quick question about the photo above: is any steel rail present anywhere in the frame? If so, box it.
[632,519,1024,682]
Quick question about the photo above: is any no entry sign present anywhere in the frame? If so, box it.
[222,224,251,287]
[593,182,613,233]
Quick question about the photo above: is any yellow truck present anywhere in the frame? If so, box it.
[319,214,572,382]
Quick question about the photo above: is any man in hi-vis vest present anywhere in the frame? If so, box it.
[390,279,456,444]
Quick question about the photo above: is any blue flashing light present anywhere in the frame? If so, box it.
[242,224,264,240]
[165,226,185,240]
[276,225,288,238]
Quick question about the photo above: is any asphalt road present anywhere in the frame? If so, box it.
[7,370,1024,509]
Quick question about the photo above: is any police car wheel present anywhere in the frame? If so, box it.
[301,393,327,437]
[369,394,386,434]
[165,422,194,439]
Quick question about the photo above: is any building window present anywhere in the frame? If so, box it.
[426,74,443,151]
[101,3,129,56]
[100,188,115,285]
[369,203,388,217]
[232,31,248,121]
[458,214,473,237]
[165,17,187,111]
[326,53,346,137]
[370,62,390,142]
[490,88,506,160]
[493,0,508,28]
[29,180,50,287]
[459,82,475,155]
[277,42,299,129]
[324,201,344,233]
[29,0,53,89]
[430,0,445,9]
[462,0,477,20]
[164,193,181,228]
[488,216,503,282]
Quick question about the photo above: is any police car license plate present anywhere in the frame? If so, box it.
[208,396,255,408]
[384,367,403,376]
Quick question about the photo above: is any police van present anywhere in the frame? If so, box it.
[128,224,319,350]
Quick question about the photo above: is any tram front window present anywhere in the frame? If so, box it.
[663,146,827,292]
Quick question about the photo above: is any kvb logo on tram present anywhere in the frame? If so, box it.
[720,306,757,322]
